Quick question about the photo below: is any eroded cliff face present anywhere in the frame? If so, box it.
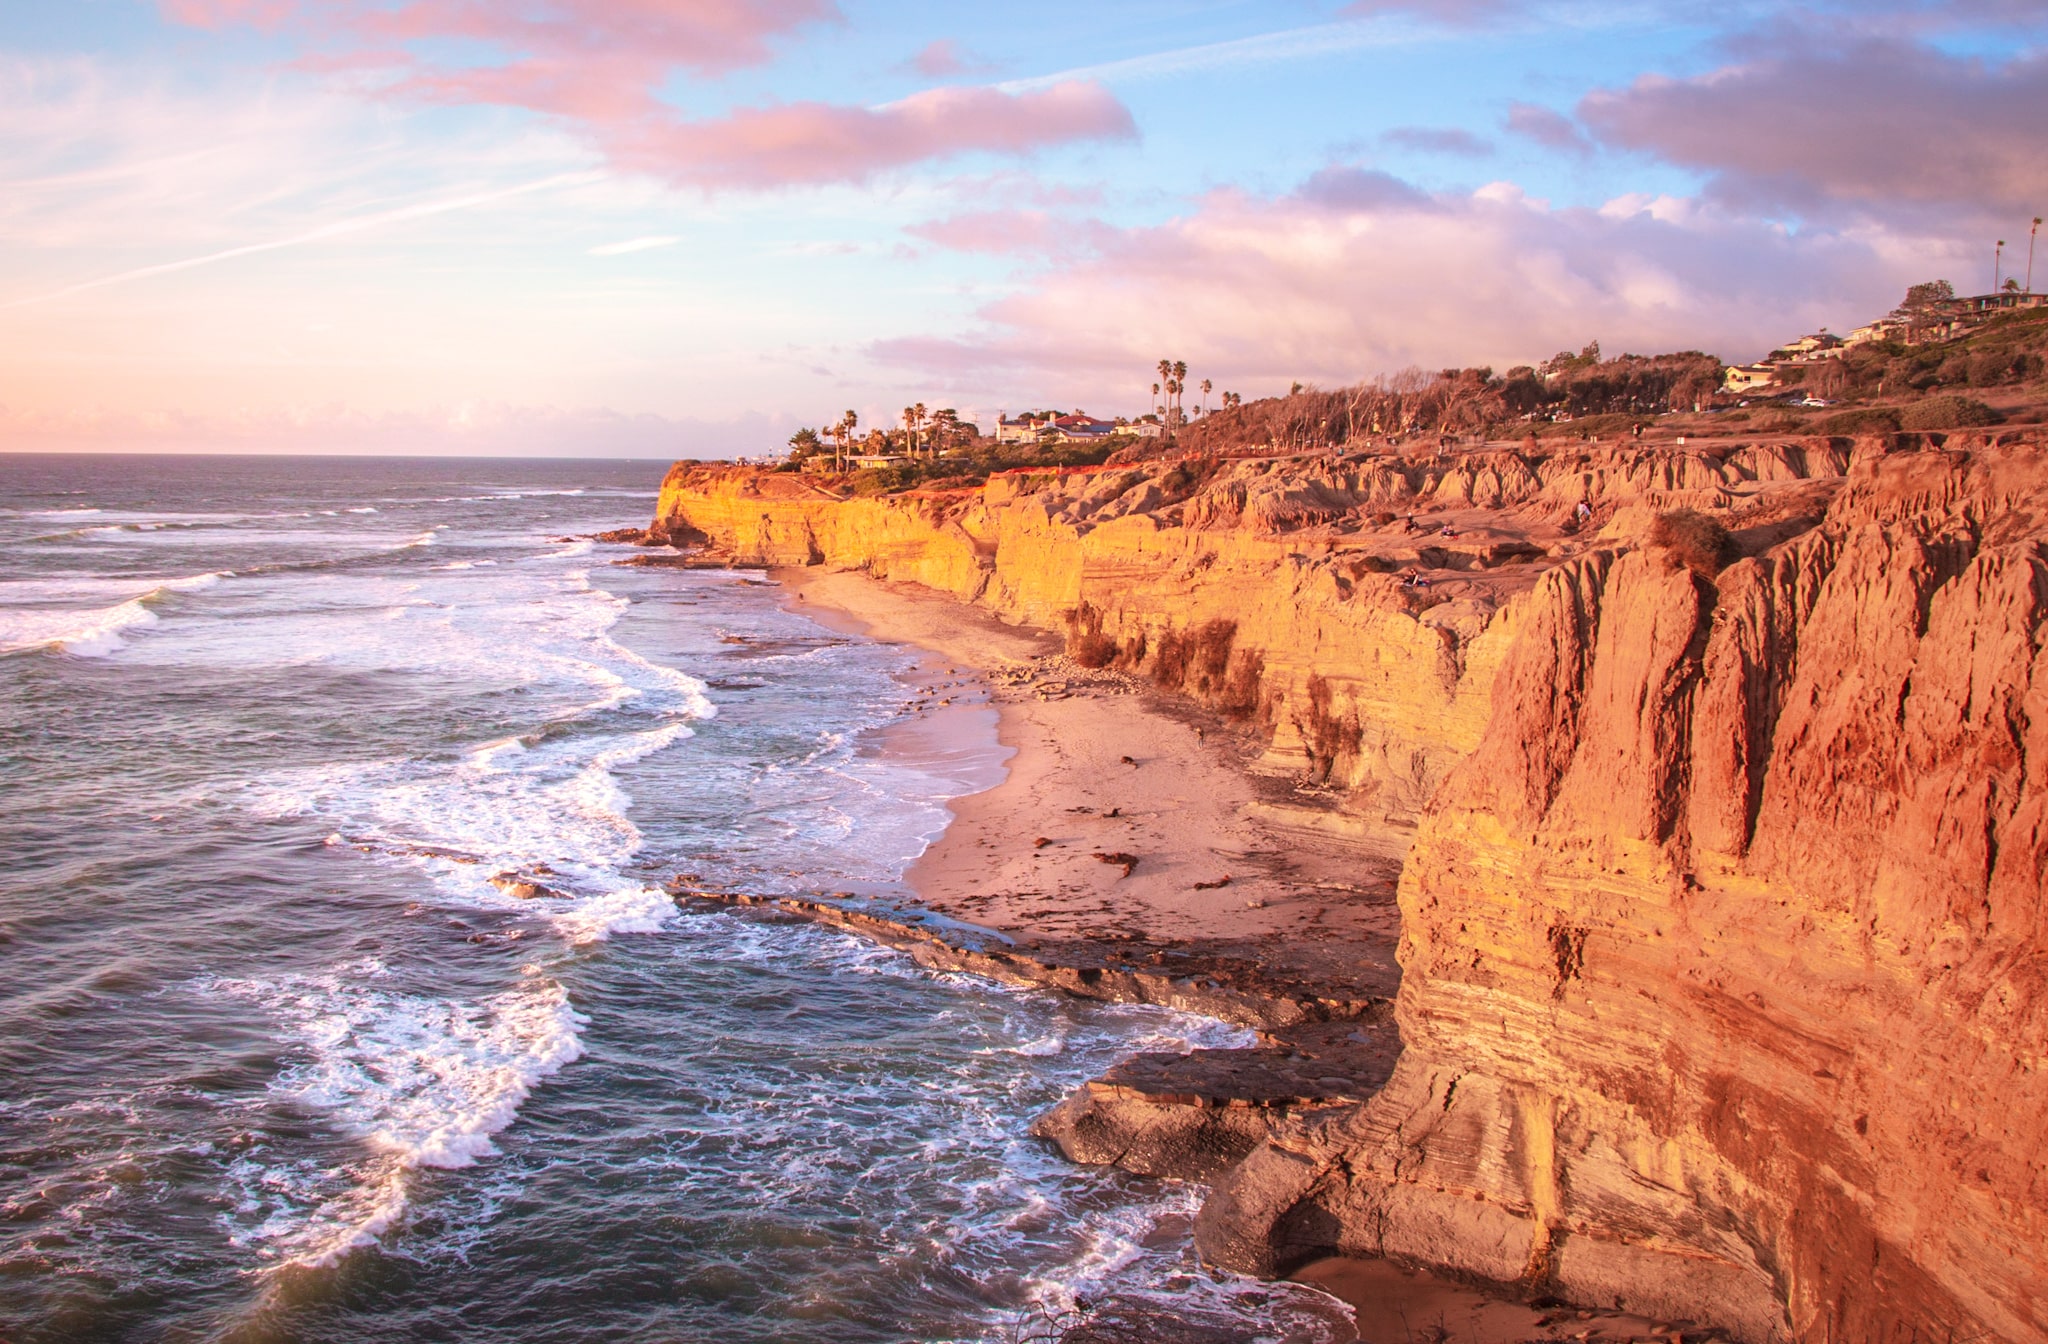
[1198,443,2048,1344]
[655,441,1846,840]
[652,434,2048,1341]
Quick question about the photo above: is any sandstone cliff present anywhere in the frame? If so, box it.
[652,432,2048,1342]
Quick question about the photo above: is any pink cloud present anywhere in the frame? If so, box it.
[1380,125,1493,157]
[158,2,1135,187]
[1503,102,1592,156]
[907,38,980,78]
[162,0,835,75]
[1580,41,2048,219]
[873,172,1946,404]
[617,82,1134,188]
[0,399,790,457]
[905,207,1119,256]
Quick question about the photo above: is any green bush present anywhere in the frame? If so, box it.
[1815,407,1902,435]
[1900,396,2000,430]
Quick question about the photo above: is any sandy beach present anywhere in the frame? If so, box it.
[778,566,1402,1006]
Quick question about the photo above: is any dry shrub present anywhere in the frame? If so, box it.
[1150,628,1192,688]
[1150,619,1238,698]
[1300,674,1361,783]
[1900,395,2000,430]
[1815,407,1901,435]
[1220,649,1265,719]
[1070,632,1117,669]
[1647,508,1732,577]
[1063,602,1116,668]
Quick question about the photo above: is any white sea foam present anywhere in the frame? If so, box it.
[0,571,227,656]
[202,961,585,1268]
[1009,1035,1066,1057]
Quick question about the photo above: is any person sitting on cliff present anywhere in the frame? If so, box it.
[1439,524,1458,538]
[1575,500,1593,524]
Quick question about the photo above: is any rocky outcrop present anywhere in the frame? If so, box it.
[1032,1020,1403,1181]
[652,431,2048,1342]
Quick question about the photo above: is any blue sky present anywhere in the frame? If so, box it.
[1,0,2043,454]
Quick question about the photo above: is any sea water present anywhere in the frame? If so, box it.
[0,456,1347,1343]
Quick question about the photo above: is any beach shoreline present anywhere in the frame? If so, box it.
[774,565,1403,1006]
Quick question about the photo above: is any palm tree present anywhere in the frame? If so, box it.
[839,410,859,471]
[1172,361,1188,428]
[2029,217,2042,294]
[1200,378,1212,415]
[913,401,929,458]
[1152,382,1161,417]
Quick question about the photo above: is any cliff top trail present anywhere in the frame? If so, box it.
[648,427,2048,1344]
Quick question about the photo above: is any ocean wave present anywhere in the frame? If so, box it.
[200,961,585,1269]
[0,571,228,657]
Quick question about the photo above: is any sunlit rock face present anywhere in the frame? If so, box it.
[1201,443,2048,1344]
[657,435,2048,1341]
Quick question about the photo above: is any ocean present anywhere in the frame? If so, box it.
[0,456,1346,1343]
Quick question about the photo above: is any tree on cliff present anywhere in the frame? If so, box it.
[1897,279,1955,315]
[787,427,822,466]
[834,410,858,470]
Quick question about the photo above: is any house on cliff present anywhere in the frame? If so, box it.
[996,412,1124,444]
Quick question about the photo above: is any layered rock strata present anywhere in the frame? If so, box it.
[651,433,2048,1342]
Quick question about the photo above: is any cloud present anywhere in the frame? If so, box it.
[613,82,1136,189]
[1580,40,2048,220]
[871,169,1944,402]
[905,209,1115,257]
[588,234,679,256]
[1381,125,1493,157]
[0,398,791,457]
[160,0,837,78]
[1298,165,1440,211]
[906,39,983,78]
[1503,101,1593,155]
[161,1,1134,188]
[3,171,598,310]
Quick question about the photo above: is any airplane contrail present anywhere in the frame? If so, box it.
[994,18,1429,94]
[0,169,604,311]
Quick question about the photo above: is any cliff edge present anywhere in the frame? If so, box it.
[651,432,2048,1342]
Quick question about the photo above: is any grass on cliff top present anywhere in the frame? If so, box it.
[796,441,1119,494]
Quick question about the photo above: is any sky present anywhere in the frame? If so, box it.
[1,0,2044,456]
